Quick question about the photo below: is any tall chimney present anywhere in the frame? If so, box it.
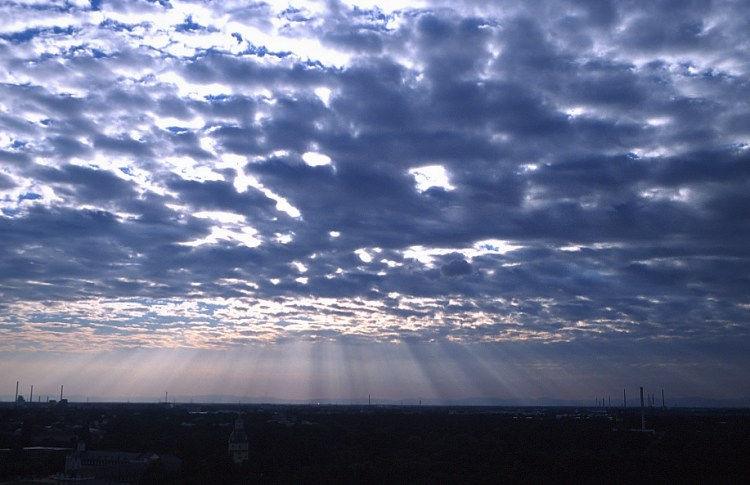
[15,381,19,405]
[60,385,63,402]
[30,385,33,403]
[661,389,665,409]
[623,388,627,408]
[640,386,645,431]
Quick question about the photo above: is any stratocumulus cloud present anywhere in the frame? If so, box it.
[0,0,748,377]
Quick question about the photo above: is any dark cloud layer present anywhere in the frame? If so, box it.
[0,0,749,355]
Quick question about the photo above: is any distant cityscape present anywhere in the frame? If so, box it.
[5,380,749,408]
[2,399,750,483]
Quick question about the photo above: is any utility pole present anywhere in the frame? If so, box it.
[640,387,645,431]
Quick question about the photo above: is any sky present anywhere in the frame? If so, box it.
[1,0,749,405]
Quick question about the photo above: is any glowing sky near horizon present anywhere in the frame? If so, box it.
[1,0,750,402]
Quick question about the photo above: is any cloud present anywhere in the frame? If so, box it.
[441,257,472,277]
[0,0,747,365]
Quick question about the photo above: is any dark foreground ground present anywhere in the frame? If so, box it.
[1,402,749,483]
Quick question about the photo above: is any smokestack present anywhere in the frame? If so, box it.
[165,391,168,404]
[29,385,33,403]
[661,389,665,409]
[640,386,645,431]
[60,385,63,402]
[623,388,627,408]
[608,396,611,407]
[368,394,371,406]
[15,381,19,405]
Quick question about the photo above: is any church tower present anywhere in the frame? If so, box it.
[228,417,249,464]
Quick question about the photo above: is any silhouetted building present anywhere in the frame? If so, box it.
[228,418,249,464]
[57,441,179,483]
